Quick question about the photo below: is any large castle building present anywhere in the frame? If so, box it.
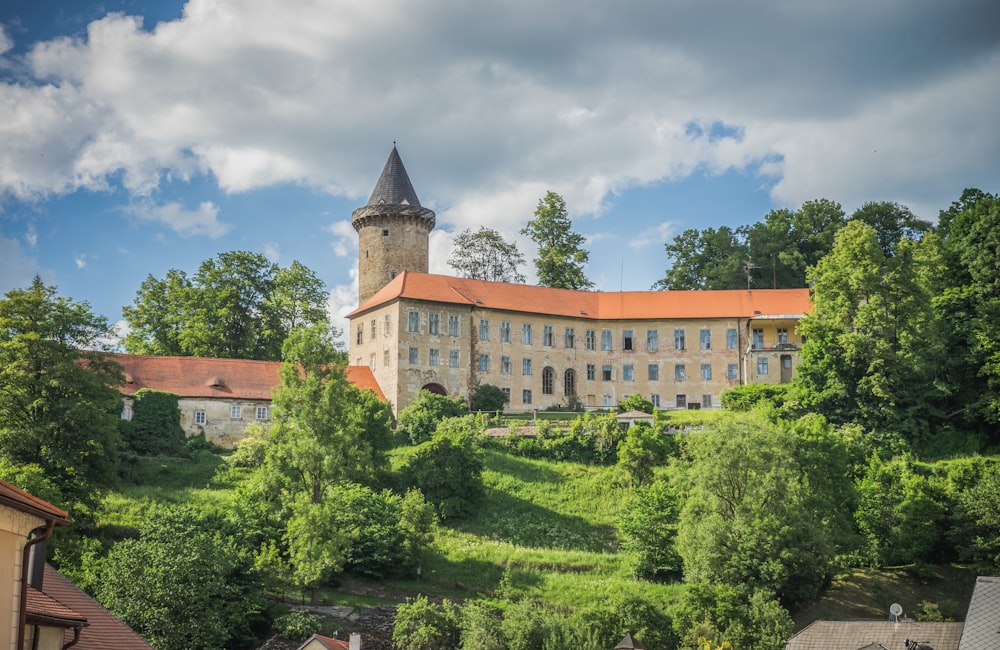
[347,148,810,414]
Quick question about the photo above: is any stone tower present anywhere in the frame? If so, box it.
[352,146,436,304]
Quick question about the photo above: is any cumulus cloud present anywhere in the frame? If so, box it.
[127,200,231,238]
[326,220,355,257]
[0,0,996,229]
[262,242,280,262]
[630,221,679,250]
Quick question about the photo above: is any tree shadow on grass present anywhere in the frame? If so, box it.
[456,487,617,553]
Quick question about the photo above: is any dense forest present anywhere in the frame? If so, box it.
[0,187,998,650]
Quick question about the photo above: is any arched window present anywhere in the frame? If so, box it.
[564,368,576,396]
[542,366,555,395]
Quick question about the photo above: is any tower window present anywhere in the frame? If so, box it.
[382,229,390,236]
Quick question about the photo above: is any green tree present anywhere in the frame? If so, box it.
[654,226,748,290]
[448,226,527,283]
[521,191,594,290]
[793,220,948,439]
[618,479,683,579]
[674,412,839,608]
[469,383,508,413]
[123,252,329,361]
[0,278,122,514]
[284,494,350,604]
[850,201,931,257]
[616,422,669,485]
[98,506,265,650]
[393,595,461,650]
[398,390,469,444]
[745,199,846,289]
[400,416,485,521]
[619,392,655,414]
[122,388,185,456]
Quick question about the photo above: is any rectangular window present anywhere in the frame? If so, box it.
[703,394,713,408]
[479,354,490,372]
[603,394,613,407]
[650,394,660,408]
[500,320,511,342]
[777,327,789,345]
[602,365,613,381]
[255,406,268,420]
[623,364,634,381]
[543,325,554,346]
[700,329,711,350]
[674,328,686,350]
[121,405,133,421]
[356,326,364,345]
[501,387,511,401]
[587,364,596,380]
[479,319,490,341]
[409,347,419,365]
[522,358,532,375]
[675,364,686,381]
[449,350,460,367]
[194,410,207,425]
[383,314,391,336]
[522,323,533,345]
[727,328,738,349]
[565,327,575,348]
[230,405,242,419]
[758,357,769,375]
[623,329,634,351]
[701,363,712,380]
[429,313,440,335]
[753,328,765,349]
[728,363,739,381]
[648,364,659,381]
[585,329,596,350]
[449,315,460,337]
[408,310,420,333]
[522,389,532,404]
[676,394,687,409]
[383,350,391,368]
[647,329,658,351]
[501,355,511,374]
[429,348,440,366]
[370,353,376,370]
[370,319,376,339]
[601,329,613,351]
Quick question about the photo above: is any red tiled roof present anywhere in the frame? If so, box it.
[303,634,349,650]
[42,564,154,649]
[347,272,811,320]
[25,585,87,626]
[0,479,69,524]
[112,354,385,401]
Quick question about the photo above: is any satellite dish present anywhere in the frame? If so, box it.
[890,603,903,618]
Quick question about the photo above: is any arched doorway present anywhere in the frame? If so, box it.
[421,383,447,396]
[564,368,576,396]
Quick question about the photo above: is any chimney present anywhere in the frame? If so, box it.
[349,633,362,650]
[27,528,48,590]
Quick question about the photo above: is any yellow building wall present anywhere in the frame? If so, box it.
[0,507,46,650]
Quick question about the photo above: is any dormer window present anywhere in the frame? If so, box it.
[207,377,225,388]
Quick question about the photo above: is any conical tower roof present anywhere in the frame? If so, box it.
[367,145,422,207]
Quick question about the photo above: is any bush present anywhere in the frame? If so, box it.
[398,391,469,444]
[399,416,485,520]
[619,392,655,414]
[123,389,186,455]
[470,384,508,413]
[393,596,460,650]
[720,384,791,411]
[274,611,321,641]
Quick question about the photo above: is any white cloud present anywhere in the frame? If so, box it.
[326,264,359,349]
[74,254,89,269]
[630,221,679,250]
[0,26,12,56]
[127,200,231,238]
[263,242,280,262]
[0,0,995,227]
[25,224,37,248]
[326,220,355,257]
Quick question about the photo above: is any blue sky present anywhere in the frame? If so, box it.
[2,0,998,341]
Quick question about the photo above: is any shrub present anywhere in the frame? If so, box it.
[470,384,508,413]
[720,383,791,411]
[124,389,186,455]
[398,391,469,444]
[274,611,321,640]
[399,416,485,520]
[619,392,655,414]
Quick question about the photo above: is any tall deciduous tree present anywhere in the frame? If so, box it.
[448,227,527,283]
[0,278,122,512]
[654,226,748,290]
[123,252,329,361]
[521,191,594,290]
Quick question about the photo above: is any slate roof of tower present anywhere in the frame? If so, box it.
[367,146,422,207]
[959,576,1000,649]
[348,271,811,320]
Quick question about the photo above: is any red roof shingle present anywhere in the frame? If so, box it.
[113,354,384,401]
[0,479,69,524]
[348,272,811,320]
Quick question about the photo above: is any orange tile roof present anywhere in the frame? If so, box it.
[25,585,87,627]
[0,479,69,524]
[347,272,811,320]
[42,564,154,649]
[112,354,384,401]
[303,634,349,650]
